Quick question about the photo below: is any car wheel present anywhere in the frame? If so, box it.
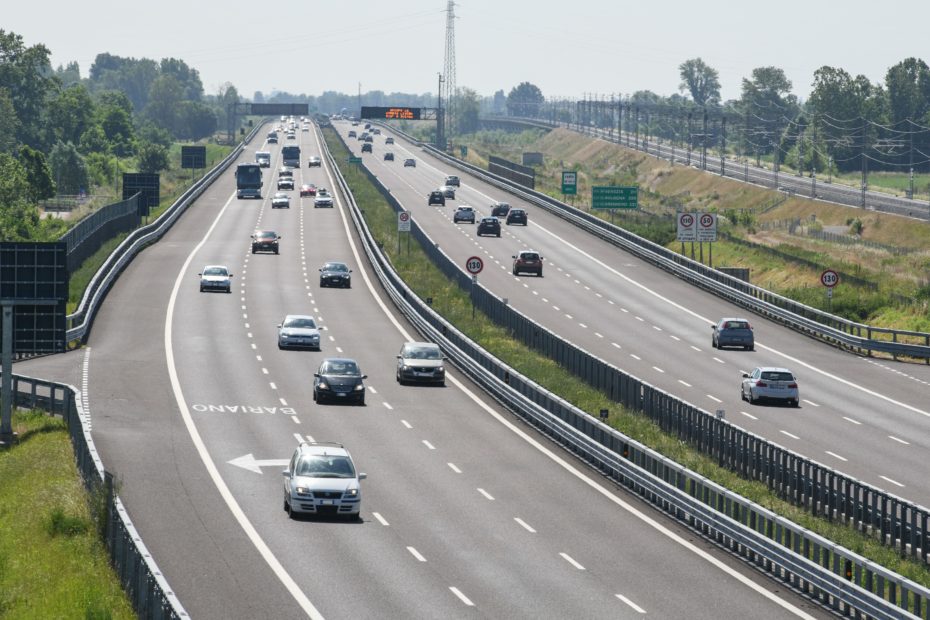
[226,287,231,293]
[312,390,317,402]
[538,271,543,277]
[274,250,279,255]
[712,338,717,349]
[792,399,800,408]
[512,269,518,276]
[748,345,755,351]
[496,233,501,237]
[251,248,256,254]
[740,386,745,401]
[748,389,756,404]
[199,286,204,292]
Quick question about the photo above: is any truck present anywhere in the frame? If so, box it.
[255,151,271,168]
[235,163,262,199]
[282,145,300,168]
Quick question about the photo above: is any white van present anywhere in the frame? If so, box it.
[255,151,271,168]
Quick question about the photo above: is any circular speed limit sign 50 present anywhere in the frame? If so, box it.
[465,256,484,275]
[699,213,714,228]
[820,269,839,288]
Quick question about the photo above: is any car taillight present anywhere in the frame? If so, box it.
[756,381,767,387]
[788,383,797,388]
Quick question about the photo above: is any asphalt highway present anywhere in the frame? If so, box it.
[16,121,830,619]
[336,120,930,509]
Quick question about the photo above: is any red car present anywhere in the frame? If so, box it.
[299,184,317,197]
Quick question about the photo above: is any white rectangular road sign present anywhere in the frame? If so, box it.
[677,212,696,242]
[697,212,717,242]
[398,211,411,232]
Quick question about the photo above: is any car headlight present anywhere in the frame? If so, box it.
[318,381,328,390]
[401,365,410,371]
[354,383,365,391]
[296,486,311,495]
[344,488,358,497]
[437,366,444,373]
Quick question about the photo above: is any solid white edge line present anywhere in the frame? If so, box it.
[328,126,816,619]
[165,190,325,619]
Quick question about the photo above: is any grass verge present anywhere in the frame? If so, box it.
[324,126,930,591]
[0,410,135,619]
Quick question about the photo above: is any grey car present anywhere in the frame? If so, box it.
[741,367,799,407]
[282,441,366,520]
[712,318,754,350]
[198,265,233,293]
[313,358,367,405]
[319,261,352,288]
[277,314,321,350]
[396,342,446,386]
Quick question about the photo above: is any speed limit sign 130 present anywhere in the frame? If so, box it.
[465,256,484,275]
[820,269,839,288]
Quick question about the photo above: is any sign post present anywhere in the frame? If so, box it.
[561,171,577,197]
[697,212,717,267]
[397,211,411,254]
[465,256,484,319]
[820,269,839,313]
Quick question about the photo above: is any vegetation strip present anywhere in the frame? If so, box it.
[322,126,930,593]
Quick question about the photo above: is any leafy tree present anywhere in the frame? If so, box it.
[176,100,217,139]
[95,96,135,156]
[83,151,116,187]
[144,74,184,134]
[492,89,506,115]
[0,88,19,154]
[136,122,172,149]
[55,61,81,87]
[0,153,40,240]
[454,88,480,134]
[678,58,721,106]
[78,125,108,154]
[48,141,89,195]
[506,82,544,117]
[89,53,158,113]
[18,145,55,202]
[740,66,797,111]
[0,30,56,148]
[47,84,95,146]
[159,57,204,101]
[884,57,930,124]
[136,141,169,173]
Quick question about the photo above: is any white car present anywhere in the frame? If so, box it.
[277,314,321,350]
[741,367,799,407]
[314,194,334,208]
[271,192,291,209]
[282,442,366,520]
[198,265,233,293]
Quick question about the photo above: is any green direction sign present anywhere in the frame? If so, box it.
[561,171,577,195]
[592,186,638,209]
[348,156,362,164]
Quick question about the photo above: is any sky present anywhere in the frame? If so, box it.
[5,1,929,103]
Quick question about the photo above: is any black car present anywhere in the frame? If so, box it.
[384,152,394,161]
[313,358,367,405]
[512,250,543,276]
[267,135,278,144]
[491,202,511,217]
[361,143,372,153]
[477,217,501,237]
[319,261,352,288]
[428,191,446,206]
[506,208,528,225]
[348,130,357,138]
[251,230,280,254]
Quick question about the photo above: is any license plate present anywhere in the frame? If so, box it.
[337,393,347,397]
[321,499,334,505]
[416,371,432,376]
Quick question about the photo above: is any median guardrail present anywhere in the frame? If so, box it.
[383,122,930,361]
[323,123,930,617]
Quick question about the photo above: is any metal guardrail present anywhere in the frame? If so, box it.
[7,373,188,619]
[392,124,930,361]
[65,124,263,343]
[322,124,930,618]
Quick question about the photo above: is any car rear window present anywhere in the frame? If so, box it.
[521,253,539,260]
[724,321,750,330]
[761,371,794,382]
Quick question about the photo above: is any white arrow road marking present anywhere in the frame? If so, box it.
[228,454,290,474]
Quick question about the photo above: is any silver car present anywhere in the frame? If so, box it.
[314,194,334,208]
[277,314,321,350]
[271,192,291,209]
[396,342,446,386]
[712,318,754,350]
[741,367,799,407]
[198,265,233,293]
[282,442,366,520]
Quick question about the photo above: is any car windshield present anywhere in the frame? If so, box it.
[284,317,316,329]
[297,455,356,478]
[404,346,441,360]
[274,193,287,198]
[761,371,794,382]
[321,361,361,376]
[323,263,348,272]
[203,267,227,276]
